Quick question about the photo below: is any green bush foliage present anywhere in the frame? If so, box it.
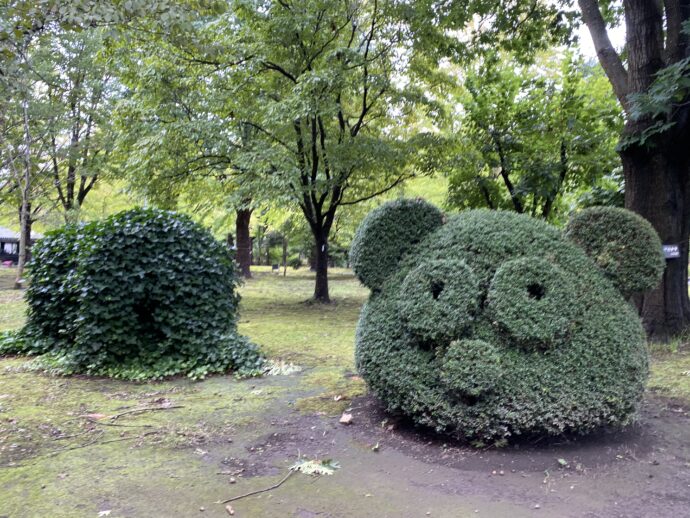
[399,259,480,343]
[17,208,262,380]
[565,206,665,296]
[354,206,657,444]
[349,199,443,291]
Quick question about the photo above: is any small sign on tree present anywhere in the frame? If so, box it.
[663,244,681,259]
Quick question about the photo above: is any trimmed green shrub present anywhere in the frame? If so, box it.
[487,257,577,348]
[349,198,443,291]
[354,205,660,444]
[18,208,262,380]
[398,259,480,343]
[565,206,665,296]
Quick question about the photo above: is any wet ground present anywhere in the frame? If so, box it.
[1,365,688,518]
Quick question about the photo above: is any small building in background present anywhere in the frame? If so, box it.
[0,226,43,265]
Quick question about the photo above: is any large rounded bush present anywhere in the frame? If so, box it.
[565,206,664,296]
[22,208,262,379]
[354,205,660,444]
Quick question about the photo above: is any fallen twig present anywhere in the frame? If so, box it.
[52,429,92,440]
[92,421,154,428]
[109,405,184,421]
[47,431,159,458]
[217,469,295,504]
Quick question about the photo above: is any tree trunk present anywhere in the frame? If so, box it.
[235,208,252,278]
[282,235,288,277]
[20,203,33,263]
[580,0,690,339]
[14,197,30,289]
[622,144,690,340]
[312,229,330,302]
[14,96,32,290]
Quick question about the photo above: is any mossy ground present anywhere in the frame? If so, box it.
[1,266,689,517]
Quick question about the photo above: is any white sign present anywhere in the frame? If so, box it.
[663,244,681,259]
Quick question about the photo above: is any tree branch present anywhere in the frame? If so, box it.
[339,174,408,206]
[578,0,629,110]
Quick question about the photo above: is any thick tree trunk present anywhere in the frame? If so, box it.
[235,208,253,278]
[622,143,690,340]
[312,229,330,302]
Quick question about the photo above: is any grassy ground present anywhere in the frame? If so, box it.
[1,266,689,517]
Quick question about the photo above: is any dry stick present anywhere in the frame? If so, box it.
[47,431,160,458]
[47,431,105,457]
[92,420,154,428]
[109,405,184,421]
[52,429,92,440]
[218,469,295,504]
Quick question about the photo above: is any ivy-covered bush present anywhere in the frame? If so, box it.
[353,203,663,445]
[14,208,262,380]
[565,206,665,296]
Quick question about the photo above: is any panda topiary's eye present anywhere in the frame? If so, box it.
[398,259,480,343]
[487,257,577,348]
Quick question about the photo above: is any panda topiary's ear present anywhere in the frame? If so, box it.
[565,206,665,296]
[349,198,444,291]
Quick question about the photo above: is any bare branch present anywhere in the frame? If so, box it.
[578,0,629,110]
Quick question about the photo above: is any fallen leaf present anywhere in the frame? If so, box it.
[290,459,340,476]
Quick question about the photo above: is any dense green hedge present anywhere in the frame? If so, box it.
[565,206,665,296]
[354,207,655,444]
[13,208,262,380]
[349,199,443,291]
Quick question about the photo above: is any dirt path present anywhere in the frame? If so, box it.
[2,367,687,518]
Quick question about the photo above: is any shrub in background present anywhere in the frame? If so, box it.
[13,208,262,380]
[353,201,663,444]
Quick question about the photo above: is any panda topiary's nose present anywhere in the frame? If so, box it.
[440,339,503,402]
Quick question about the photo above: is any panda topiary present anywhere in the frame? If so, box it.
[350,201,664,444]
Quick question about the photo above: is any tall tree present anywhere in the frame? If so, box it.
[446,53,622,222]
[115,0,433,301]
[40,30,114,222]
[579,1,690,339]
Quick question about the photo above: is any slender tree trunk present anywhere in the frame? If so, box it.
[312,228,330,302]
[282,235,288,277]
[622,143,690,340]
[18,203,32,262]
[255,231,262,266]
[235,208,253,278]
[14,97,31,290]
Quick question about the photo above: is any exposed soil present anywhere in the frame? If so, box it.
[198,376,690,518]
